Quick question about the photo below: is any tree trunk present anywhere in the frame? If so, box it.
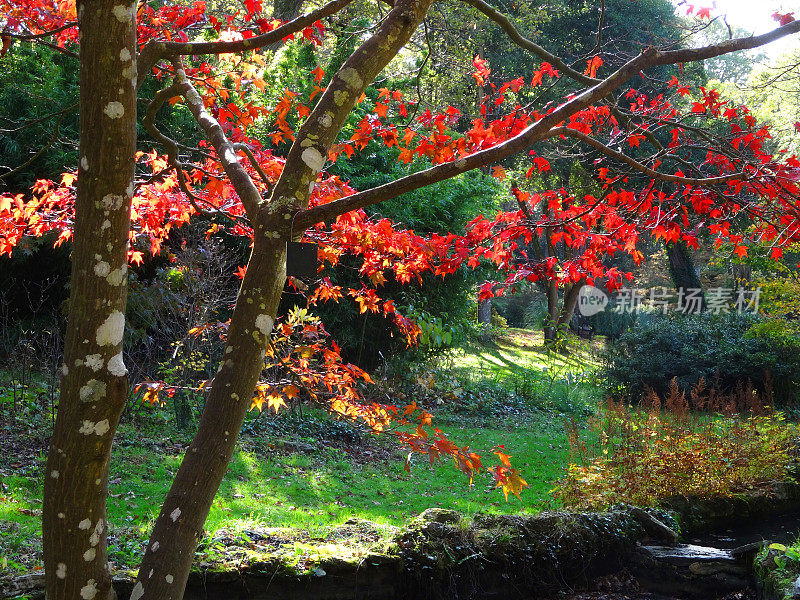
[665,241,705,310]
[43,2,137,599]
[273,0,304,20]
[478,297,491,342]
[542,280,559,343]
[556,281,585,335]
[266,0,305,51]
[133,2,434,598]
[132,234,286,600]
[543,280,585,350]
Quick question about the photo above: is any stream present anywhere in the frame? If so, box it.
[560,511,800,600]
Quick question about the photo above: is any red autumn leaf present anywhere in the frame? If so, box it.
[584,55,603,78]
[773,11,795,26]
[311,65,325,84]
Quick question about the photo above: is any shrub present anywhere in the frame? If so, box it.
[553,396,799,510]
[602,312,800,406]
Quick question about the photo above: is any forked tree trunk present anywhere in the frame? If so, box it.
[133,2,434,598]
[543,280,585,349]
[43,2,137,599]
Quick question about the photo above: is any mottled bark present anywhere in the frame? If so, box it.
[133,2,434,599]
[132,235,286,600]
[43,1,137,599]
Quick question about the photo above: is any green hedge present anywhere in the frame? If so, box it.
[602,312,800,406]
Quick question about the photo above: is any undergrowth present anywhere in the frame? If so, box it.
[553,378,799,509]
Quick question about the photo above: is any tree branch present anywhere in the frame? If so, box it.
[265,0,435,232]
[137,0,354,86]
[653,19,800,65]
[141,82,220,216]
[172,62,263,220]
[7,22,76,40]
[233,143,272,195]
[298,21,800,229]
[547,126,747,186]
[459,0,598,85]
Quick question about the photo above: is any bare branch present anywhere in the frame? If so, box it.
[0,102,76,134]
[653,19,800,65]
[172,61,262,220]
[141,82,218,216]
[233,143,272,195]
[7,22,76,40]
[0,116,63,183]
[460,0,598,85]
[594,0,606,53]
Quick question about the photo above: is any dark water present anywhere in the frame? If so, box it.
[558,512,800,600]
[691,511,800,549]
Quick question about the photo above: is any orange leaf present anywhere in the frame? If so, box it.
[584,55,603,78]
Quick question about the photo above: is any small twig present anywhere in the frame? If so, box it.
[232,143,272,195]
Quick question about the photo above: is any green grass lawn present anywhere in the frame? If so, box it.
[448,328,605,379]
[0,329,600,576]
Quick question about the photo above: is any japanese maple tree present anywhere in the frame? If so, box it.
[1,1,800,599]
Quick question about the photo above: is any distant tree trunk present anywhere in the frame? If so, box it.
[478,297,492,341]
[731,262,751,285]
[543,280,585,350]
[42,1,137,599]
[665,241,706,311]
[266,0,305,51]
[273,0,304,20]
[541,280,558,341]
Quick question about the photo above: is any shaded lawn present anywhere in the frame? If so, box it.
[1,327,602,576]
[0,411,572,573]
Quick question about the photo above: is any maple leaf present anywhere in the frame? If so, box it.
[733,245,748,258]
[584,55,603,78]
[627,134,644,148]
[772,11,796,26]
[311,65,325,84]
[267,392,287,412]
[492,466,529,500]
[374,102,388,118]
[492,165,506,180]
[696,7,711,19]
[472,55,490,87]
